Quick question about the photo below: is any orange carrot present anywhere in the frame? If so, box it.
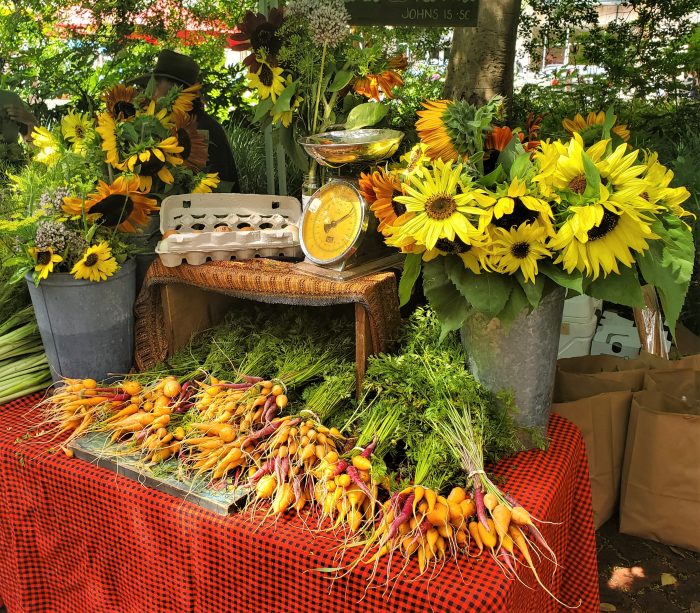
[478,518,497,549]
[491,504,512,547]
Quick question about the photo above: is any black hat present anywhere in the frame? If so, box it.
[131,50,201,88]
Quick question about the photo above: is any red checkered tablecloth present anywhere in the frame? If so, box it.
[0,394,599,612]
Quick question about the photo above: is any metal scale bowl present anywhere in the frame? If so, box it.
[297,129,404,279]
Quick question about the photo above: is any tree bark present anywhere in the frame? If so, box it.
[444,0,522,105]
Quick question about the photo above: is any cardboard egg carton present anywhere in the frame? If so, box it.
[155,193,303,267]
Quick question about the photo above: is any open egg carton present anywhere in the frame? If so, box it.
[156,193,303,267]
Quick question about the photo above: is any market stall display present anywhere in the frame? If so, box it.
[0,393,599,612]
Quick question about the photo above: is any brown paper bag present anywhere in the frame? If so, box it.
[637,351,700,371]
[644,369,700,402]
[552,391,633,528]
[620,391,700,552]
[555,355,647,400]
[557,354,645,373]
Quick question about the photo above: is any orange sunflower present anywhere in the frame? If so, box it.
[103,84,138,120]
[172,111,208,171]
[363,169,407,234]
[62,176,159,233]
[416,100,459,161]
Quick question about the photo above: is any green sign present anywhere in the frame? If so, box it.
[345,0,479,27]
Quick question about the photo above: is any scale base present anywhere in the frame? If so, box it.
[295,253,404,281]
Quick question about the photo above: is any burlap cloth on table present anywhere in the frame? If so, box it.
[134,259,401,371]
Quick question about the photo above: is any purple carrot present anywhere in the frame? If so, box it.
[331,458,349,477]
[474,486,491,532]
[262,395,276,421]
[134,428,150,443]
[242,417,299,447]
[263,405,279,423]
[241,374,264,384]
[231,467,242,488]
[110,393,131,403]
[249,457,275,483]
[388,493,415,541]
[212,479,227,491]
[504,493,520,508]
[499,552,516,575]
[274,455,290,486]
[218,383,254,390]
[360,440,377,458]
[292,475,303,503]
[346,465,373,500]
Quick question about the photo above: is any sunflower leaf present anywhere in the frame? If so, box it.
[399,253,421,307]
[477,165,505,187]
[495,285,530,328]
[444,258,512,318]
[539,261,584,295]
[272,81,297,114]
[586,265,645,308]
[344,102,387,131]
[509,152,531,181]
[581,151,601,199]
[278,123,309,173]
[602,107,617,140]
[328,70,353,93]
[495,135,522,176]
[636,217,695,334]
[423,258,471,341]
[518,272,545,308]
[253,97,274,123]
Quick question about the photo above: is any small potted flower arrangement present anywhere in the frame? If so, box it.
[0,81,220,381]
[361,101,695,444]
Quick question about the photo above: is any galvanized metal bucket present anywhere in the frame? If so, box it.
[460,287,566,448]
[26,259,136,383]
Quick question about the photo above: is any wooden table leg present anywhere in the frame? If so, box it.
[355,303,374,398]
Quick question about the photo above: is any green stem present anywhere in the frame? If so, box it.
[311,43,328,136]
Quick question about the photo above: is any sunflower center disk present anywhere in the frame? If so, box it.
[177,129,192,159]
[74,126,85,139]
[425,194,457,220]
[91,194,135,227]
[493,198,539,230]
[140,155,166,177]
[259,64,274,87]
[568,174,587,194]
[251,25,282,54]
[511,241,531,259]
[435,237,471,254]
[391,198,407,217]
[37,251,52,265]
[587,209,620,241]
[84,253,99,267]
[114,101,136,119]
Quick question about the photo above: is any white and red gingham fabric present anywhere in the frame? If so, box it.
[0,394,599,612]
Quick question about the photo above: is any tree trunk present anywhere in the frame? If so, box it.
[444,0,522,105]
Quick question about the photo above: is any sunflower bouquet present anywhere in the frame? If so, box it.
[232,1,406,176]
[362,101,695,337]
[0,80,220,285]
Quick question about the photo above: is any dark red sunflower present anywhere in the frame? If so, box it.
[172,110,208,172]
[231,9,284,72]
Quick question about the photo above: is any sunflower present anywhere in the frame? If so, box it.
[392,159,491,250]
[95,113,124,169]
[354,70,404,101]
[60,111,93,152]
[231,9,284,71]
[641,152,693,220]
[28,246,62,280]
[124,137,184,192]
[62,176,158,232]
[71,242,118,282]
[172,111,208,171]
[562,111,630,146]
[103,84,137,120]
[416,100,459,161]
[247,62,286,101]
[484,176,555,236]
[421,236,490,274]
[192,173,220,194]
[31,126,60,166]
[550,200,659,279]
[362,168,406,234]
[489,223,551,283]
[171,83,202,116]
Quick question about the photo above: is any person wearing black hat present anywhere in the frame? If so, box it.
[135,50,240,192]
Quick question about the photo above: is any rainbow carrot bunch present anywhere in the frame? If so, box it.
[247,417,345,516]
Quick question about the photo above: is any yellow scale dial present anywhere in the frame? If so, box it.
[301,182,364,264]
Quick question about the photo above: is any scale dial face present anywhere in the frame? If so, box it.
[300,181,365,265]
